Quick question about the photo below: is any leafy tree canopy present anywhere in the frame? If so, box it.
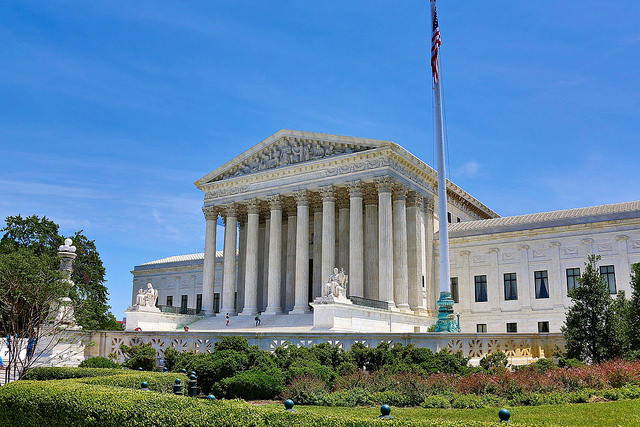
[1,214,119,330]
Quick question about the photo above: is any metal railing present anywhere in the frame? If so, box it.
[158,305,203,316]
[348,296,390,311]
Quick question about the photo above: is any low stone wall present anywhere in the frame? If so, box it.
[83,330,564,366]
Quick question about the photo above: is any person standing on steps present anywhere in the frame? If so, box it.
[255,312,261,327]
[225,313,230,326]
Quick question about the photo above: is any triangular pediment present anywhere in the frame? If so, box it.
[195,130,389,187]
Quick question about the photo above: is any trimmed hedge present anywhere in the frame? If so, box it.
[0,380,491,427]
[79,357,120,369]
[76,372,190,394]
[23,367,124,380]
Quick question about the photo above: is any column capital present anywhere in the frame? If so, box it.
[203,206,219,221]
[582,238,594,245]
[346,181,363,198]
[245,199,260,215]
[460,250,471,256]
[293,190,309,206]
[392,184,408,202]
[363,184,378,205]
[616,234,629,242]
[518,244,530,251]
[319,185,335,202]
[488,247,499,253]
[406,192,424,209]
[423,196,435,213]
[267,195,282,210]
[221,203,236,218]
[374,177,394,193]
[549,241,561,248]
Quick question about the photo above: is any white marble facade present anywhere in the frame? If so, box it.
[193,130,496,317]
[131,130,640,333]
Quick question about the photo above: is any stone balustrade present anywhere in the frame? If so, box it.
[83,330,564,366]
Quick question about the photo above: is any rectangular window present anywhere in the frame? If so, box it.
[180,295,188,313]
[476,324,487,333]
[474,275,488,302]
[234,292,238,310]
[213,293,220,313]
[196,294,202,312]
[451,277,459,303]
[600,265,616,294]
[166,295,173,307]
[456,217,461,223]
[566,268,581,292]
[535,270,549,299]
[506,322,518,333]
[504,273,518,301]
[447,212,452,223]
[538,321,550,333]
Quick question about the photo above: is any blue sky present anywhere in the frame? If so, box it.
[1,1,639,318]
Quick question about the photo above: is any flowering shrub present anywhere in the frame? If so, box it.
[283,359,640,407]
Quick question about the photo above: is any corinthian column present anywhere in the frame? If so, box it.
[393,185,409,311]
[364,187,379,300]
[265,196,283,314]
[320,186,335,286]
[407,194,426,313]
[377,178,395,308]
[201,206,218,316]
[292,191,310,313]
[347,181,364,297]
[240,199,259,315]
[221,205,237,314]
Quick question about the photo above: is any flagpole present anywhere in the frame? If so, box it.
[431,0,459,333]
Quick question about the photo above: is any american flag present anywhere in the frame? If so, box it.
[431,3,442,84]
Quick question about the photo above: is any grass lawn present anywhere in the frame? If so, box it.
[262,399,640,426]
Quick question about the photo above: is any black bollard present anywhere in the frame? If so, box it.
[498,408,511,423]
[379,404,394,420]
[188,374,198,397]
[173,378,183,395]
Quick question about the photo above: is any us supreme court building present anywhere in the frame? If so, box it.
[131,129,640,334]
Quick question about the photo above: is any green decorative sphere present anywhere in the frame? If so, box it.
[138,367,143,371]
[498,408,511,422]
[190,371,196,377]
[180,368,187,373]
[207,394,216,400]
[175,378,181,384]
[162,367,168,372]
[141,382,148,388]
[284,399,294,410]
[189,374,197,380]
[380,404,391,416]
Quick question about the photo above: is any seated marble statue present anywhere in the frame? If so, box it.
[323,268,348,299]
[135,288,146,306]
[144,283,158,307]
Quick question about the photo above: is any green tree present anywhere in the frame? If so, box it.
[627,263,640,353]
[562,255,617,363]
[0,247,70,380]
[0,215,117,330]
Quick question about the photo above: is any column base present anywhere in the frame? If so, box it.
[238,308,259,316]
[396,303,412,313]
[411,306,427,316]
[290,305,311,314]
[263,307,282,315]
[199,309,216,317]
[220,308,237,316]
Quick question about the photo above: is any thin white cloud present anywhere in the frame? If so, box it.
[453,160,480,178]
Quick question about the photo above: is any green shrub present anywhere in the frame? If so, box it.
[558,357,584,368]
[79,357,120,369]
[120,343,157,371]
[0,380,491,426]
[77,372,189,394]
[163,347,179,371]
[422,394,452,408]
[451,394,485,409]
[479,351,508,373]
[215,368,284,400]
[23,367,123,380]
[281,374,328,405]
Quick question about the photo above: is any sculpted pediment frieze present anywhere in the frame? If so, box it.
[205,134,379,183]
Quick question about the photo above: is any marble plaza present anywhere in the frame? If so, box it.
[127,130,640,335]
